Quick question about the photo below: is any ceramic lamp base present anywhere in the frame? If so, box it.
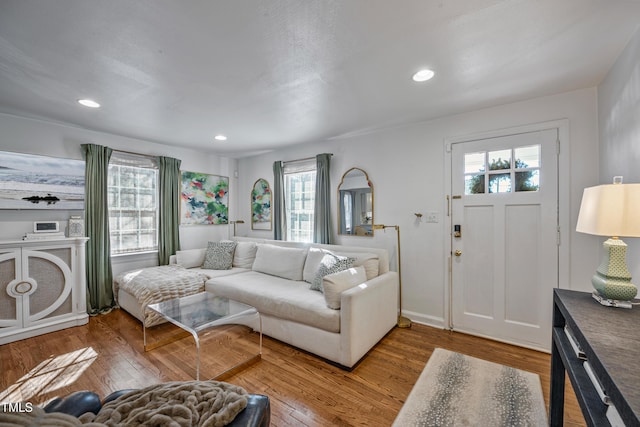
[591,237,638,302]
[592,273,638,301]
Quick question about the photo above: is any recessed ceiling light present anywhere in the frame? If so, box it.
[78,99,100,108]
[214,135,227,141]
[412,69,435,82]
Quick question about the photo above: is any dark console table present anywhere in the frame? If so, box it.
[550,289,640,426]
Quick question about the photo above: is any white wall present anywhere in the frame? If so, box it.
[598,28,640,286]
[0,84,603,324]
[238,87,600,327]
[0,113,239,275]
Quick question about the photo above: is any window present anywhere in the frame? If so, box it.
[464,144,540,195]
[284,159,316,242]
[108,152,159,255]
[342,192,353,233]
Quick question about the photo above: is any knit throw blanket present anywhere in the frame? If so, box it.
[0,381,249,427]
[115,265,208,327]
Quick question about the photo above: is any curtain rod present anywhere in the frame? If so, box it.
[112,148,153,157]
[284,153,333,164]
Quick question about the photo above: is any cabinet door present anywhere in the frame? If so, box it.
[0,249,21,332]
[23,247,73,326]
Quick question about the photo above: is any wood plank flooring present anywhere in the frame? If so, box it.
[0,309,585,426]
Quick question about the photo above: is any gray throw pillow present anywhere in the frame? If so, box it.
[310,253,355,292]
[202,241,237,270]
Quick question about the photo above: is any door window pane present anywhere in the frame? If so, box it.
[489,173,511,193]
[464,152,485,173]
[515,145,540,168]
[488,149,511,170]
[515,170,540,192]
[465,174,485,194]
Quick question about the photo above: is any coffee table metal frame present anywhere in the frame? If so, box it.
[144,292,262,380]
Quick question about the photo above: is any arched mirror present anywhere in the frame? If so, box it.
[338,168,373,236]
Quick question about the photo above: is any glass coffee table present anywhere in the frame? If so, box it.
[144,292,262,380]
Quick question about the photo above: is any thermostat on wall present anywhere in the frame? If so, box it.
[33,221,60,233]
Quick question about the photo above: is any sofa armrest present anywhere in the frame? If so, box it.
[169,254,177,264]
[43,391,102,417]
[339,271,399,367]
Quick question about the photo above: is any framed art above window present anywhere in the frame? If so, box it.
[180,171,229,225]
[251,178,272,230]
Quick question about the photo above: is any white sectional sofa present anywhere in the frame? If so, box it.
[115,237,398,368]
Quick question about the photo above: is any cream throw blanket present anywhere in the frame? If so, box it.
[1,381,249,427]
[115,265,208,327]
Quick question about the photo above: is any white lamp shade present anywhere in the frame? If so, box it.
[576,183,640,237]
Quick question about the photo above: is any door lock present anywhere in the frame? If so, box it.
[454,250,462,257]
[454,224,462,238]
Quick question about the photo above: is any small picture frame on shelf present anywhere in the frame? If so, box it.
[68,216,85,237]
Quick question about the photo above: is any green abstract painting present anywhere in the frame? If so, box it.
[180,171,229,225]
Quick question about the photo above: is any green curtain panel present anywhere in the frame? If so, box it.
[314,153,333,244]
[272,160,286,240]
[158,156,182,265]
[82,143,115,315]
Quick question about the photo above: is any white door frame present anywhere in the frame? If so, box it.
[443,119,570,351]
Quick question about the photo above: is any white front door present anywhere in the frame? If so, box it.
[450,128,558,351]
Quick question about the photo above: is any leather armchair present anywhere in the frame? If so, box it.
[44,390,270,426]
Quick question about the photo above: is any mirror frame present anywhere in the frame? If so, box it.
[251,178,272,230]
[337,167,374,237]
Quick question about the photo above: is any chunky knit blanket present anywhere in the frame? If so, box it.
[0,381,248,427]
[93,381,248,426]
[115,265,208,327]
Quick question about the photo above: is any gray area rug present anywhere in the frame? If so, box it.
[393,348,548,426]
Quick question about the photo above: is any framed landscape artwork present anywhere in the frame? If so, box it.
[180,171,229,225]
[251,178,271,230]
[0,151,85,209]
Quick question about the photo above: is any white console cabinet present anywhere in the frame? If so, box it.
[0,237,89,344]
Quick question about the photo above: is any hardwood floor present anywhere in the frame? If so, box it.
[0,309,585,426]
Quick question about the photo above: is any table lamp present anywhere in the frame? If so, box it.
[372,224,411,327]
[576,178,640,306]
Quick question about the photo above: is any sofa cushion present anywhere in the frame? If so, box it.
[252,244,307,281]
[233,241,258,268]
[176,248,206,268]
[310,253,355,292]
[189,267,251,280]
[206,271,340,332]
[203,241,237,270]
[323,266,367,309]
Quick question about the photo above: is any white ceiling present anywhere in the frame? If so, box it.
[0,1,639,158]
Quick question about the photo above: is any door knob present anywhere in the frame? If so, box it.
[454,250,462,257]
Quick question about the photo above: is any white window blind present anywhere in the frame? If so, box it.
[283,158,316,242]
[108,151,159,255]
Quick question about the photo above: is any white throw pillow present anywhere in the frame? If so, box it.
[232,241,258,268]
[335,251,379,280]
[175,248,206,268]
[303,247,332,283]
[202,241,237,270]
[323,266,367,309]
[252,243,308,280]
